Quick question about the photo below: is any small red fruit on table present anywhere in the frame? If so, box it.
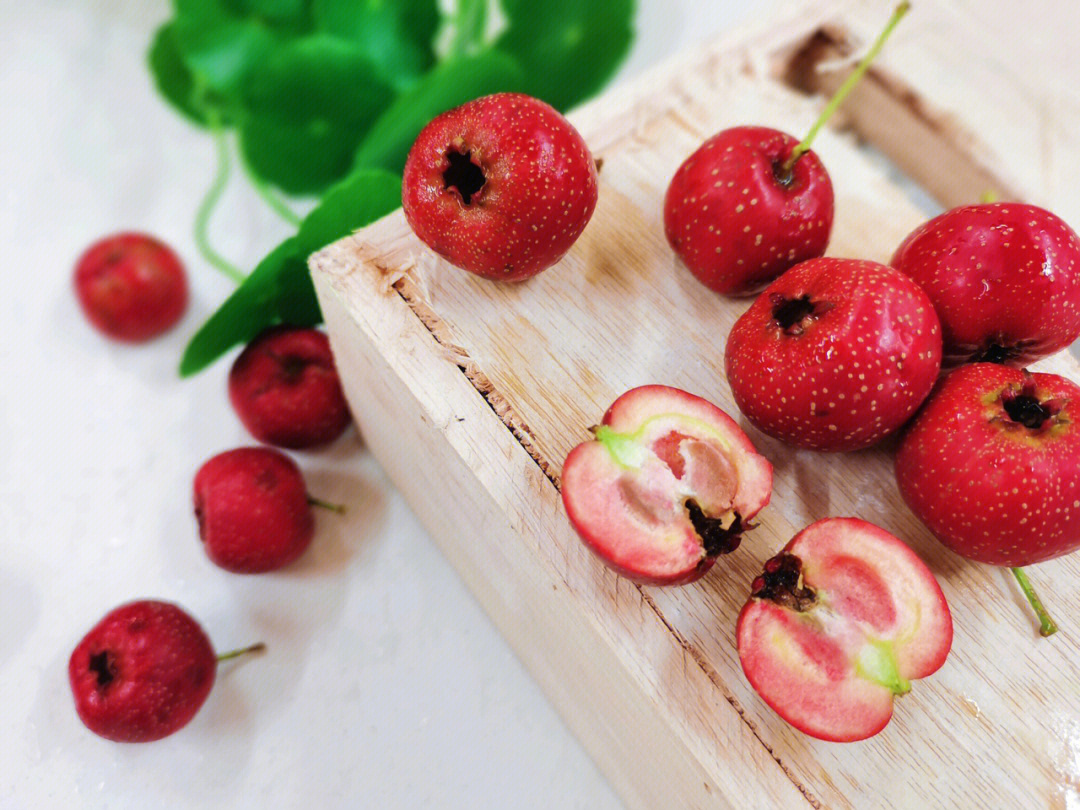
[663,2,909,295]
[73,232,188,342]
[737,518,952,742]
[69,600,262,742]
[194,447,322,574]
[890,202,1080,365]
[725,257,942,451]
[402,92,599,282]
[561,385,772,585]
[896,363,1080,635]
[228,326,351,449]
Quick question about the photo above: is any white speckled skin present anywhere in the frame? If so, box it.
[726,257,942,451]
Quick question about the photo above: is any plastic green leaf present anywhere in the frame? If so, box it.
[352,48,525,174]
[148,22,211,126]
[179,169,401,375]
[238,35,395,194]
[495,0,634,110]
[313,0,440,89]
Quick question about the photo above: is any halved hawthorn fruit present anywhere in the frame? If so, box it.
[561,385,772,585]
[737,518,952,742]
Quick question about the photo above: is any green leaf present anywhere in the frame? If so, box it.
[496,0,634,110]
[237,0,310,25]
[352,48,525,174]
[180,169,401,375]
[313,0,440,90]
[148,22,210,125]
[238,35,395,194]
[175,18,278,101]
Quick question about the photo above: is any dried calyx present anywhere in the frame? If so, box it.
[685,499,743,556]
[999,372,1068,431]
[771,293,834,336]
[751,552,816,611]
[443,150,485,205]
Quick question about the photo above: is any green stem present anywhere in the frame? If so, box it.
[195,122,246,284]
[1011,567,1059,637]
[241,154,303,227]
[308,495,346,515]
[448,0,487,58]
[979,190,999,204]
[216,642,266,662]
[781,1,911,177]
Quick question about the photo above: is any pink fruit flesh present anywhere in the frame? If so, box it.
[562,385,772,585]
[228,326,351,450]
[402,92,598,281]
[725,257,942,451]
[890,203,1080,366]
[896,363,1080,567]
[74,232,188,342]
[69,601,216,742]
[737,518,952,742]
[193,447,315,573]
[663,126,833,296]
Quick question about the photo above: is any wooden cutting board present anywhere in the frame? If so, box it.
[310,2,1080,807]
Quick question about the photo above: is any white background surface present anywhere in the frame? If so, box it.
[0,1,872,808]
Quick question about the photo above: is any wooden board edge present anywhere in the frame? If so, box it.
[310,245,817,810]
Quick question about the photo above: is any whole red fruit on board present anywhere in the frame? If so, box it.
[662,3,910,295]
[663,126,833,296]
[73,233,188,342]
[895,363,1080,636]
[69,601,262,742]
[737,518,952,742]
[890,202,1080,366]
[402,92,598,282]
[194,447,315,573]
[896,363,1080,566]
[229,326,351,449]
[725,257,942,451]
[561,385,772,585]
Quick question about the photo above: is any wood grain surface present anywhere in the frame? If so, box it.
[311,2,1080,807]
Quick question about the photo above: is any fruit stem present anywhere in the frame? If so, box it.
[979,190,999,204]
[780,1,910,177]
[195,120,246,285]
[308,495,346,514]
[1011,567,1059,637]
[216,642,266,662]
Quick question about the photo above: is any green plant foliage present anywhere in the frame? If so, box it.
[180,169,402,375]
[148,0,635,373]
[352,49,525,174]
[496,0,635,111]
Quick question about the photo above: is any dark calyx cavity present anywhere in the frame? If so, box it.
[444,150,485,205]
[89,650,116,689]
[1000,371,1065,431]
[685,499,743,557]
[972,342,1020,365]
[751,552,816,612]
[770,294,832,336]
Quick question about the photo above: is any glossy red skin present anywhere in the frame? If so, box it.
[896,364,1080,566]
[193,447,314,573]
[736,518,952,742]
[402,93,598,282]
[562,385,772,586]
[726,257,942,451]
[69,601,216,742]
[890,203,1080,366]
[73,233,188,342]
[229,326,351,449]
[664,127,833,296]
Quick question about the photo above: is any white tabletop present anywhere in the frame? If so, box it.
[0,2,915,808]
